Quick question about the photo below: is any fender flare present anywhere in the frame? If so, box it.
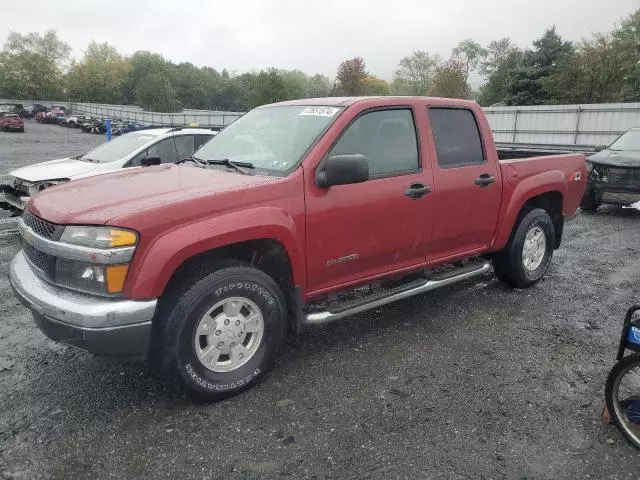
[124,207,304,298]
[492,170,567,251]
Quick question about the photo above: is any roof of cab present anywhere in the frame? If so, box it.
[260,96,478,108]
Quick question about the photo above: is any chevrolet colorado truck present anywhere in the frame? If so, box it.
[9,97,587,400]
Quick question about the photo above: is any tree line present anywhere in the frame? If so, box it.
[0,8,638,112]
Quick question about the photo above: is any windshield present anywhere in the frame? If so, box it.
[194,105,344,174]
[80,132,158,163]
[610,129,640,151]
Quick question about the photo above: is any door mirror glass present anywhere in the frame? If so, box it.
[316,154,369,188]
[140,155,161,167]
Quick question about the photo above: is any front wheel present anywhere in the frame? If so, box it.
[605,354,640,449]
[153,264,288,401]
[492,208,555,289]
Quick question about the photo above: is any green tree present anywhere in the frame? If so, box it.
[135,72,180,112]
[0,30,70,99]
[612,9,640,100]
[332,57,367,95]
[504,27,573,105]
[308,74,331,97]
[393,51,440,95]
[247,69,288,108]
[362,75,391,95]
[543,35,626,104]
[121,51,169,105]
[279,69,309,99]
[478,39,523,105]
[66,41,130,103]
[169,62,221,109]
[452,39,487,82]
[428,58,470,99]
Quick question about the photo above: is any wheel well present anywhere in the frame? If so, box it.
[161,239,300,331]
[520,191,564,249]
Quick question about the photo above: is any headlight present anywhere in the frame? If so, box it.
[56,226,138,295]
[55,259,129,295]
[28,179,69,197]
[60,226,138,248]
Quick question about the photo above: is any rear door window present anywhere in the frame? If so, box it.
[428,108,485,168]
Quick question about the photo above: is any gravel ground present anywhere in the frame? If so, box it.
[1,124,640,479]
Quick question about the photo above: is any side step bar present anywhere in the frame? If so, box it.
[303,261,492,326]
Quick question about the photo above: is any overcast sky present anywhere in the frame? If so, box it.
[2,0,638,82]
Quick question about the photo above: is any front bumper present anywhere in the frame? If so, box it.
[9,251,157,357]
[598,190,640,206]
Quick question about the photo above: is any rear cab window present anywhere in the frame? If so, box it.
[427,108,485,168]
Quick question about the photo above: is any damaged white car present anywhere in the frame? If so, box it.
[0,127,216,214]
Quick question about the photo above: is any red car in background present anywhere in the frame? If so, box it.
[0,113,25,132]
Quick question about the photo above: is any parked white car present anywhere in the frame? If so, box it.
[0,127,216,213]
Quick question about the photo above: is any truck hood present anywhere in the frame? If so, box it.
[10,157,99,182]
[589,149,640,168]
[29,164,275,225]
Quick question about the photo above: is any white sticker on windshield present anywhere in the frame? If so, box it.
[299,106,340,117]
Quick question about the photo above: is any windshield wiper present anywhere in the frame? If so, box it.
[204,158,254,175]
[176,155,206,167]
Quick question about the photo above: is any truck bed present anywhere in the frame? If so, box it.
[497,142,601,160]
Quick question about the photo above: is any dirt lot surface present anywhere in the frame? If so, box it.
[1,122,640,479]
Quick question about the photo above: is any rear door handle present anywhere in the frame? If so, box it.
[474,174,496,188]
[404,183,432,199]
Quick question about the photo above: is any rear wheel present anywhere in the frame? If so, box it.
[492,208,555,289]
[153,264,287,401]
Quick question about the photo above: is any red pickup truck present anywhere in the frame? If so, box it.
[9,97,587,400]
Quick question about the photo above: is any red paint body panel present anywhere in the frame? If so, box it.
[491,155,587,251]
[28,97,587,303]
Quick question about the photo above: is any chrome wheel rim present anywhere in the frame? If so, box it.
[194,296,264,373]
[612,363,640,447]
[522,226,546,272]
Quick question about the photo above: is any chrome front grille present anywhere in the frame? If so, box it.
[22,210,58,239]
[24,243,51,272]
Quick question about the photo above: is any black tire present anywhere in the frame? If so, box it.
[580,185,601,212]
[152,264,287,401]
[605,354,640,449]
[492,208,555,289]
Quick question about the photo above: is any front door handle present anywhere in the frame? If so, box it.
[474,174,496,188]
[404,183,432,199]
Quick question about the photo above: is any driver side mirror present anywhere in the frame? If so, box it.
[316,154,369,188]
[141,155,161,167]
